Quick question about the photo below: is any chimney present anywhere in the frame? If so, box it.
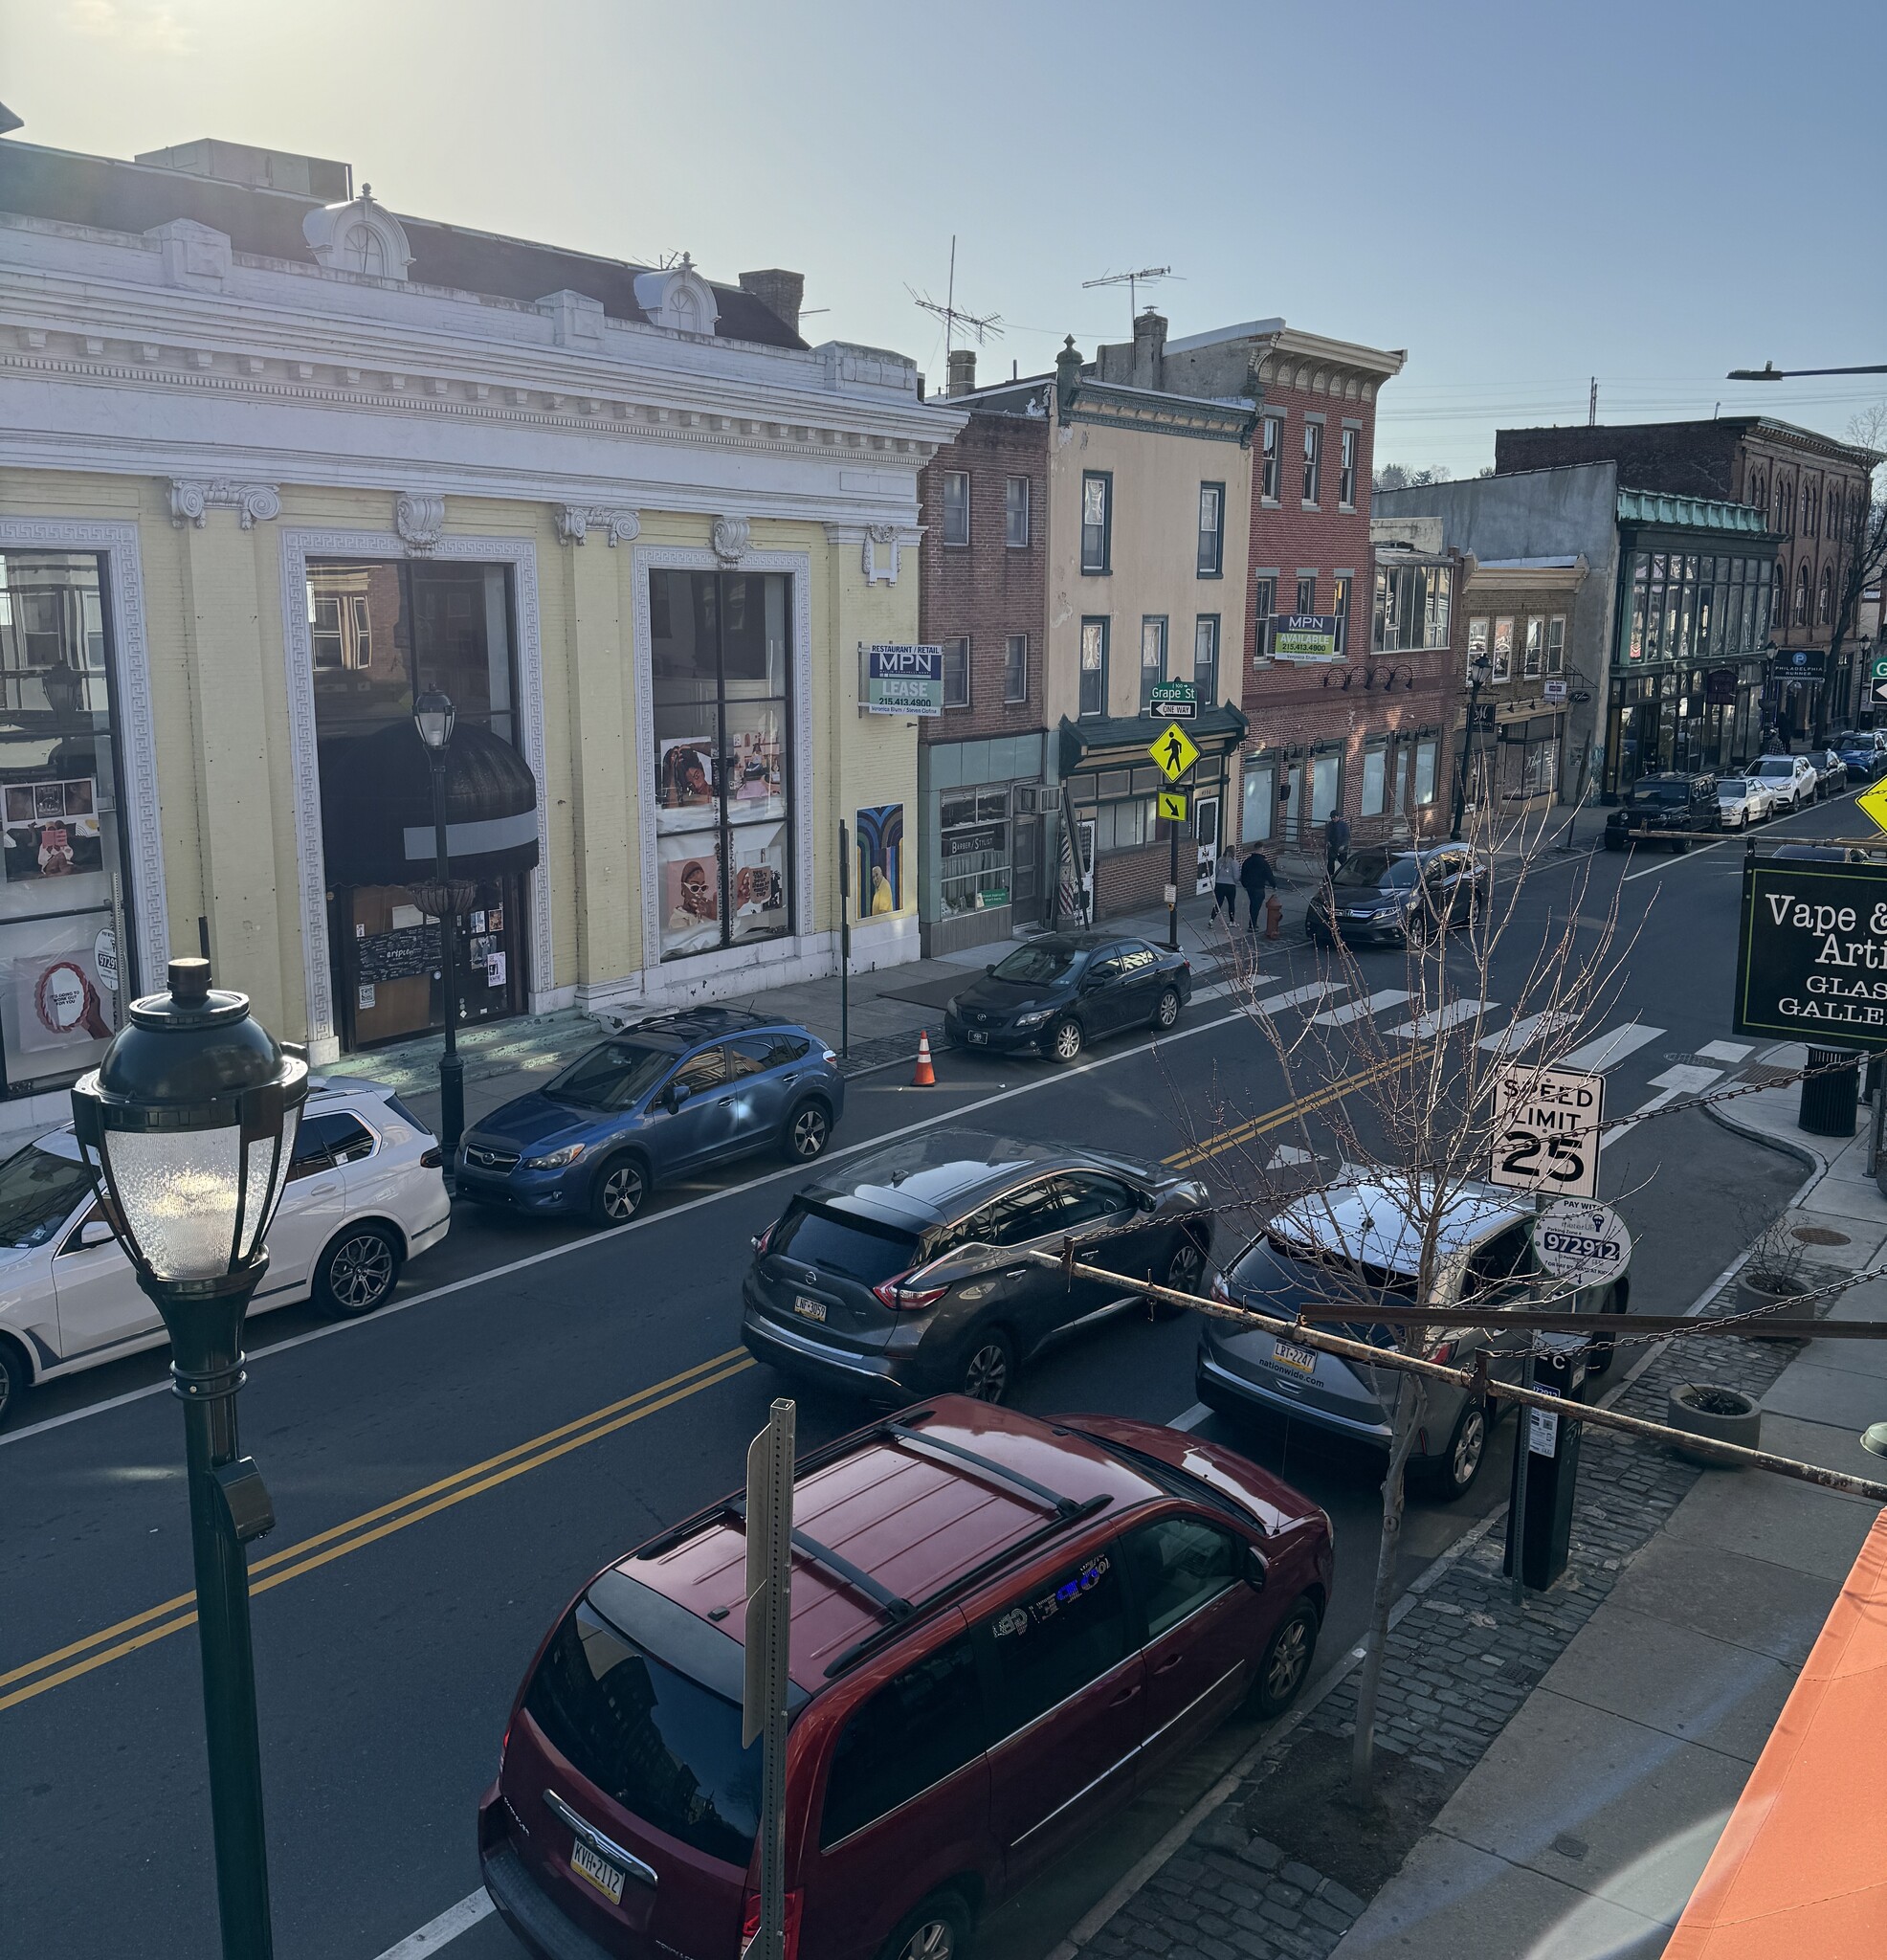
[946,347,977,397]
[738,269,805,339]
[1131,307,1167,390]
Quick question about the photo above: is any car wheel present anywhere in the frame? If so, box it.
[1049,1016,1084,1065]
[1251,1596,1321,1718]
[960,1325,1015,1403]
[0,1334,30,1428]
[1673,836,1690,854]
[1152,1233,1207,1320]
[877,1890,972,1960]
[1152,985,1182,1032]
[315,1223,403,1318]
[1414,1399,1488,1501]
[781,1099,832,1163]
[589,1153,648,1228]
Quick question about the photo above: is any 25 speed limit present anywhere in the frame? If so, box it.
[1489,1064,1604,1200]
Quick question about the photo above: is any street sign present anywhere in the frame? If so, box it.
[1859,778,1887,835]
[1774,646,1827,679]
[1149,722,1201,781]
[1149,679,1198,722]
[1734,856,1887,1049]
[1271,613,1341,662]
[1158,789,1188,822]
[1490,1063,1605,1199]
[861,644,944,717]
[1532,1197,1632,1286]
[1874,675,1887,710]
[1543,679,1569,704]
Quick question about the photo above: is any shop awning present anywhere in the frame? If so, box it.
[1058,703,1250,775]
[318,722,541,888]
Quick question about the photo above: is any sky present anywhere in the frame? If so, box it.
[6,0,1885,475]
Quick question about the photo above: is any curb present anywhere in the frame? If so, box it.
[1701,1040,1832,1185]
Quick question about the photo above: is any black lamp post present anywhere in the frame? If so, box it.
[1452,652,1494,840]
[70,957,306,1960]
[412,689,464,1161]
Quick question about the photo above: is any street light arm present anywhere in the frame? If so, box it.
[1727,363,1887,380]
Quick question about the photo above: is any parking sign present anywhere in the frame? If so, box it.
[1490,1064,1604,1199]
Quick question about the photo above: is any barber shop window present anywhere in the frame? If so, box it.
[649,570,793,961]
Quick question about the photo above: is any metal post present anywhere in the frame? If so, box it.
[837,820,851,1061]
[429,751,464,1159]
[160,1276,276,1960]
[1509,1327,1535,1609]
[744,1399,796,1960]
[1167,785,1181,952]
[1453,676,1480,842]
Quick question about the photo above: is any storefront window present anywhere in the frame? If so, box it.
[1241,759,1274,842]
[0,551,132,1096]
[1360,746,1387,816]
[1413,740,1437,806]
[940,788,1010,918]
[1310,755,1341,823]
[650,570,791,961]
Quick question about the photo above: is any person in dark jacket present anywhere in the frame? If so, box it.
[1324,811,1352,880]
[1238,845,1275,934]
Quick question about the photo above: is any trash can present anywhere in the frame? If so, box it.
[1800,1047,1860,1139]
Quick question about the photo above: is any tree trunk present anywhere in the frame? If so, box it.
[1350,1367,1425,1797]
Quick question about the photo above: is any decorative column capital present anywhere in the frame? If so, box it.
[393,493,446,554]
[710,514,752,567]
[556,505,641,546]
[167,479,281,530]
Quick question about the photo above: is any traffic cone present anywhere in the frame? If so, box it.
[913,1029,937,1087]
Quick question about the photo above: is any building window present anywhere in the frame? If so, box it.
[1829,487,1844,546]
[1309,753,1341,823]
[1795,562,1810,626]
[1079,616,1108,717]
[940,787,1012,921]
[1005,476,1031,548]
[1340,428,1359,509]
[1081,471,1112,574]
[1468,616,1489,668]
[1546,615,1565,675]
[1360,745,1387,816]
[1139,617,1167,708]
[1302,423,1323,505]
[1091,792,1157,855]
[1414,737,1438,806]
[1197,482,1225,577]
[1776,479,1792,538]
[1332,577,1351,656]
[1372,563,1453,653]
[1818,565,1833,626]
[1253,575,1276,659]
[1241,756,1275,842]
[1193,616,1219,702]
[1296,574,1318,615]
[1523,616,1543,679]
[1492,616,1515,681]
[942,635,970,708]
[1260,416,1282,501]
[941,472,969,547]
[1003,634,1028,702]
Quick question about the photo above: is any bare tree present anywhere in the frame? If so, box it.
[1829,404,1887,723]
[1372,463,1454,494]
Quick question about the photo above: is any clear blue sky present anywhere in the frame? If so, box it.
[9,0,1884,473]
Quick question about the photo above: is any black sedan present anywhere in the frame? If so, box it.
[1306,844,1491,947]
[943,932,1191,1064]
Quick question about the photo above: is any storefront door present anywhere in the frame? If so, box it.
[1193,793,1220,896]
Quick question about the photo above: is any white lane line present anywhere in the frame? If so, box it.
[1561,1021,1664,1072]
[1311,989,1410,1028]
[1696,1039,1754,1063]
[1607,1084,1680,1146]
[1476,1009,1580,1056]
[1623,836,1733,880]
[1388,998,1487,1039]
[1,1000,1268,1450]
[1168,1403,1211,1433]
[371,1891,493,1959]
[1255,980,1345,1014]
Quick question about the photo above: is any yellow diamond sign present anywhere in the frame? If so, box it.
[1859,777,1887,835]
[1149,722,1200,781]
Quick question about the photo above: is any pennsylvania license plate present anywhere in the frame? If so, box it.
[967,1031,988,1045]
[570,1838,626,1906]
[792,1295,827,1323]
[1270,1340,1318,1378]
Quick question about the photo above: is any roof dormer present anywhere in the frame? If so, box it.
[302,186,411,281]
[633,256,719,337]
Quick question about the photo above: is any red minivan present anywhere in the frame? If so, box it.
[478,1397,1334,1960]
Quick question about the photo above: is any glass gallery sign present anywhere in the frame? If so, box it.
[1734,858,1887,1047]
[861,643,944,717]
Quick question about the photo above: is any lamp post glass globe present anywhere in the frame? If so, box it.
[1862,1421,1887,1460]
[412,689,456,754]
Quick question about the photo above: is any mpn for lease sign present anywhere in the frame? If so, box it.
[1734,858,1887,1050]
[863,644,944,717]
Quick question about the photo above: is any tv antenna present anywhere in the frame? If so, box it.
[908,235,1003,367]
[1082,265,1174,331]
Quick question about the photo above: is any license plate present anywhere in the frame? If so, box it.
[967,1031,988,1045]
[570,1838,626,1906]
[792,1295,827,1322]
[1271,1340,1318,1377]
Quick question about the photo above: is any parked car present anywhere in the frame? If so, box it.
[1810,748,1849,797]
[478,1396,1335,1960]
[455,1010,843,1227]
[1829,731,1887,781]
[1196,1171,1629,1500]
[944,933,1191,1064]
[1603,772,1720,852]
[0,1079,448,1425]
[1304,843,1492,947]
[743,1129,1211,1404]
[1716,776,1775,829]
[1749,752,1820,813]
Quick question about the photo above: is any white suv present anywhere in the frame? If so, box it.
[0,1079,449,1425]
[1751,753,1819,812]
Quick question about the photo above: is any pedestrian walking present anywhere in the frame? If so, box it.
[1238,844,1275,936]
[1324,811,1351,880]
[1210,843,1238,924]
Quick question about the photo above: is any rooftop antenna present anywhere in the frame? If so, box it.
[908,235,1003,368]
[1083,265,1174,333]
[1587,376,1597,427]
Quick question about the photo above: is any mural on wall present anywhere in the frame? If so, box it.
[856,803,904,919]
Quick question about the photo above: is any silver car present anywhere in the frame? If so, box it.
[1195,1173,1628,1499]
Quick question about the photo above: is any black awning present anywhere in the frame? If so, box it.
[319,722,540,888]
[1058,703,1250,776]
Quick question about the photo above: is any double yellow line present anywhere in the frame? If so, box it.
[1166,1052,1404,1170]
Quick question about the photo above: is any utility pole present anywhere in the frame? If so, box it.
[1587,377,1597,427]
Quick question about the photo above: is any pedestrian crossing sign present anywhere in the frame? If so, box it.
[1159,789,1188,822]
[1859,778,1887,835]
[1149,722,1200,781]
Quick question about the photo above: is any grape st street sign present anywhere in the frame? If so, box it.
[1734,858,1887,1050]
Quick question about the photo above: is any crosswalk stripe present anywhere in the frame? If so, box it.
[1311,989,1410,1028]
[1696,1038,1753,1063]
[1477,1009,1580,1055]
[1389,999,1487,1039]
[1255,979,1345,1014]
[1561,1021,1664,1072]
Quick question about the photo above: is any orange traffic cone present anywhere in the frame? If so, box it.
[913,1029,937,1087]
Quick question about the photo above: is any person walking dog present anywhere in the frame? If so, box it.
[1211,843,1238,924]
[1239,844,1276,936]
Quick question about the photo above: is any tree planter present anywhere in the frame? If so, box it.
[1734,1271,1811,1336]
[1667,1384,1763,1465]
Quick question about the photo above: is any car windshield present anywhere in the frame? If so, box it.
[1718,780,1749,796]
[1755,759,1796,778]
[544,1038,678,1111]
[1632,781,1691,805]
[1333,851,1417,890]
[0,1142,96,1248]
[989,943,1085,985]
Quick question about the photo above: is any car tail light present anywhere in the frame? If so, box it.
[752,1219,776,1258]
[420,1147,443,1169]
[822,1050,838,1065]
[499,1722,509,1776]
[741,1890,803,1959]
[1429,1340,1456,1365]
[1210,1274,1232,1305]
[872,1271,948,1311]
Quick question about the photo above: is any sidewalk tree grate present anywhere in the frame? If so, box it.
[1791,1225,1851,1246]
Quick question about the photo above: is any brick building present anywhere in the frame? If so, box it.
[1457,555,1586,817]
[1496,418,1875,739]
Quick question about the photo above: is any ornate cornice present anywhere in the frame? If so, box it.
[167,478,281,528]
[555,505,640,546]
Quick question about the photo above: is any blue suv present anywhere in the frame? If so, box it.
[455,1009,844,1227]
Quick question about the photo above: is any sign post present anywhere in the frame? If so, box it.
[837,820,851,1059]
[1149,721,1202,953]
[743,1399,796,1960]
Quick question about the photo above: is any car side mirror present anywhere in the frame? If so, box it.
[1245,1544,1268,1592]
[79,1218,117,1250]
[985,964,998,976]
[666,1080,693,1109]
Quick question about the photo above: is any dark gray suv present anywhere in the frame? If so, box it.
[742,1130,1212,1404]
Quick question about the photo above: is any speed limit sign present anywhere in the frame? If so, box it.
[1490,1063,1604,1199]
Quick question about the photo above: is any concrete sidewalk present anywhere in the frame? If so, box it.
[1335,1053,1887,1959]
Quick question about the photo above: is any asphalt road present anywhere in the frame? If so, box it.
[0,792,1845,1960]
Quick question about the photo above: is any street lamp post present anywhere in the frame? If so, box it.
[1452,652,1493,841]
[412,690,463,1161]
[70,957,307,1960]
